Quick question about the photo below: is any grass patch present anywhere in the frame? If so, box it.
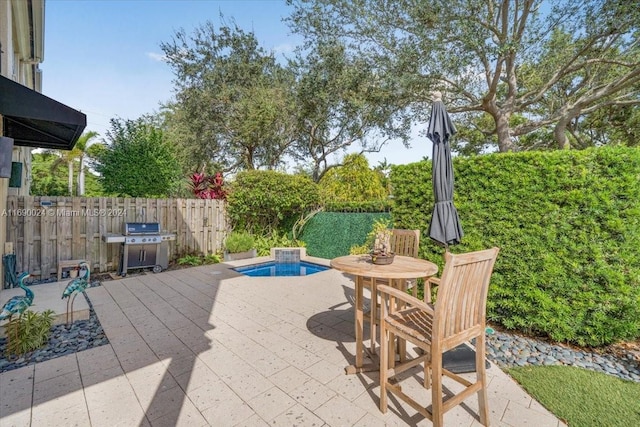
[506,365,640,427]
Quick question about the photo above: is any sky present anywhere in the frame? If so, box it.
[42,0,431,167]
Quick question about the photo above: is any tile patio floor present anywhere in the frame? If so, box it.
[0,257,567,426]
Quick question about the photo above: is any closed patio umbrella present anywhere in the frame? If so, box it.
[426,92,480,374]
[427,91,463,248]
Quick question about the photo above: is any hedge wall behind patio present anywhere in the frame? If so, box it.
[390,146,640,347]
[300,212,390,259]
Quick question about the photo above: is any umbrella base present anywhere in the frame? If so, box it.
[442,343,490,373]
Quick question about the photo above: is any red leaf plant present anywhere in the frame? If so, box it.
[190,172,227,200]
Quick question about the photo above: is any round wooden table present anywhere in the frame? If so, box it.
[331,255,438,374]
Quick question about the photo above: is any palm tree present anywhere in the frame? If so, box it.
[50,131,98,196]
[75,131,98,196]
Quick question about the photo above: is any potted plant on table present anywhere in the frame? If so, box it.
[371,227,395,265]
[223,231,257,261]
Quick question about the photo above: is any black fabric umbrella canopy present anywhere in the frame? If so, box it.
[427,92,464,247]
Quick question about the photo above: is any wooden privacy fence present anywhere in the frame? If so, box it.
[5,196,228,278]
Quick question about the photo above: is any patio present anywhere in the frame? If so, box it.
[0,258,566,426]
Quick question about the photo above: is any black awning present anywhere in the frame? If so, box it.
[0,75,86,150]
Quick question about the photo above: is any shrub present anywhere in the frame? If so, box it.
[318,153,388,203]
[190,172,227,199]
[177,253,221,266]
[177,254,202,266]
[349,217,392,254]
[226,170,320,234]
[4,310,55,357]
[254,231,305,256]
[95,117,183,197]
[224,231,255,253]
[391,146,640,346]
[203,253,222,264]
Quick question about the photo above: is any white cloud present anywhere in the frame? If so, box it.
[146,52,167,62]
[273,43,295,55]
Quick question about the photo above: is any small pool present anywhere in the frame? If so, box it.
[233,261,329,277]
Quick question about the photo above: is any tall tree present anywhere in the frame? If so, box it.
[289,40,411,181]
[161,20,297,172]
[93,117,182,197]
[74,131,98,195]
[288,0,640,152]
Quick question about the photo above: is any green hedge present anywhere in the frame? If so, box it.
[391,147,640,346]
[324,200,393,212]
[226,170,320,234]
[300,212,391,259]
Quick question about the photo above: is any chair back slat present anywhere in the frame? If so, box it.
[390,229,420,258]
[434,248,499,342]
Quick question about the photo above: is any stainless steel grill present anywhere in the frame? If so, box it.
[102,222,176,276]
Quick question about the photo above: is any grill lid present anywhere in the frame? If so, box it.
[124,222,160,235]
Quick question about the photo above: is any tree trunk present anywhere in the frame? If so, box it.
[77,156,85,196]
[554,118,572,150]
[78,157,85,196]
[495,114,517,152]
[67,161,73,196]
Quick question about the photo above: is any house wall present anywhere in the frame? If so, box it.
[0,0,45,282]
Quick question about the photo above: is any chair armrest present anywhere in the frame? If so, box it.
[377,284,434,315]
[423,276,441,303]
[426,277,441,287]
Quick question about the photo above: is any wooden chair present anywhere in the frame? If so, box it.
[389,228,420,296]
[364,229,420,293]
[378,247,499,426]
[389,229,420,259]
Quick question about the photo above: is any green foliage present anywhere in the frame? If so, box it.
[580,104,640,148]
[224,231,255,253]
[177,254,203,266]
[289,1,640,152]
[226,170,320,234]
[4,310,55,357]
[254,231,306,257]
[94,117,183,197]
[31,152,103,196]
[318,154,388,203]
[507,366,640,427]
[292,208,323,241]
[203,253,222,264]
[349,217,392,255]
[299,212,391,259]
[161,22,297,172]
[289,41,410,181]
[324,200,393,212]
[177,252,221,266]
[391,147,640,346]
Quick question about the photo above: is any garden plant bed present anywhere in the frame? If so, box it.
[0,281,108,373]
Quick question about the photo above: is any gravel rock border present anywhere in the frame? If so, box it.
[0,281,109,373]
[484,330,640,382]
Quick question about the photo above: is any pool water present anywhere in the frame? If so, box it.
[233,261,329,277]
